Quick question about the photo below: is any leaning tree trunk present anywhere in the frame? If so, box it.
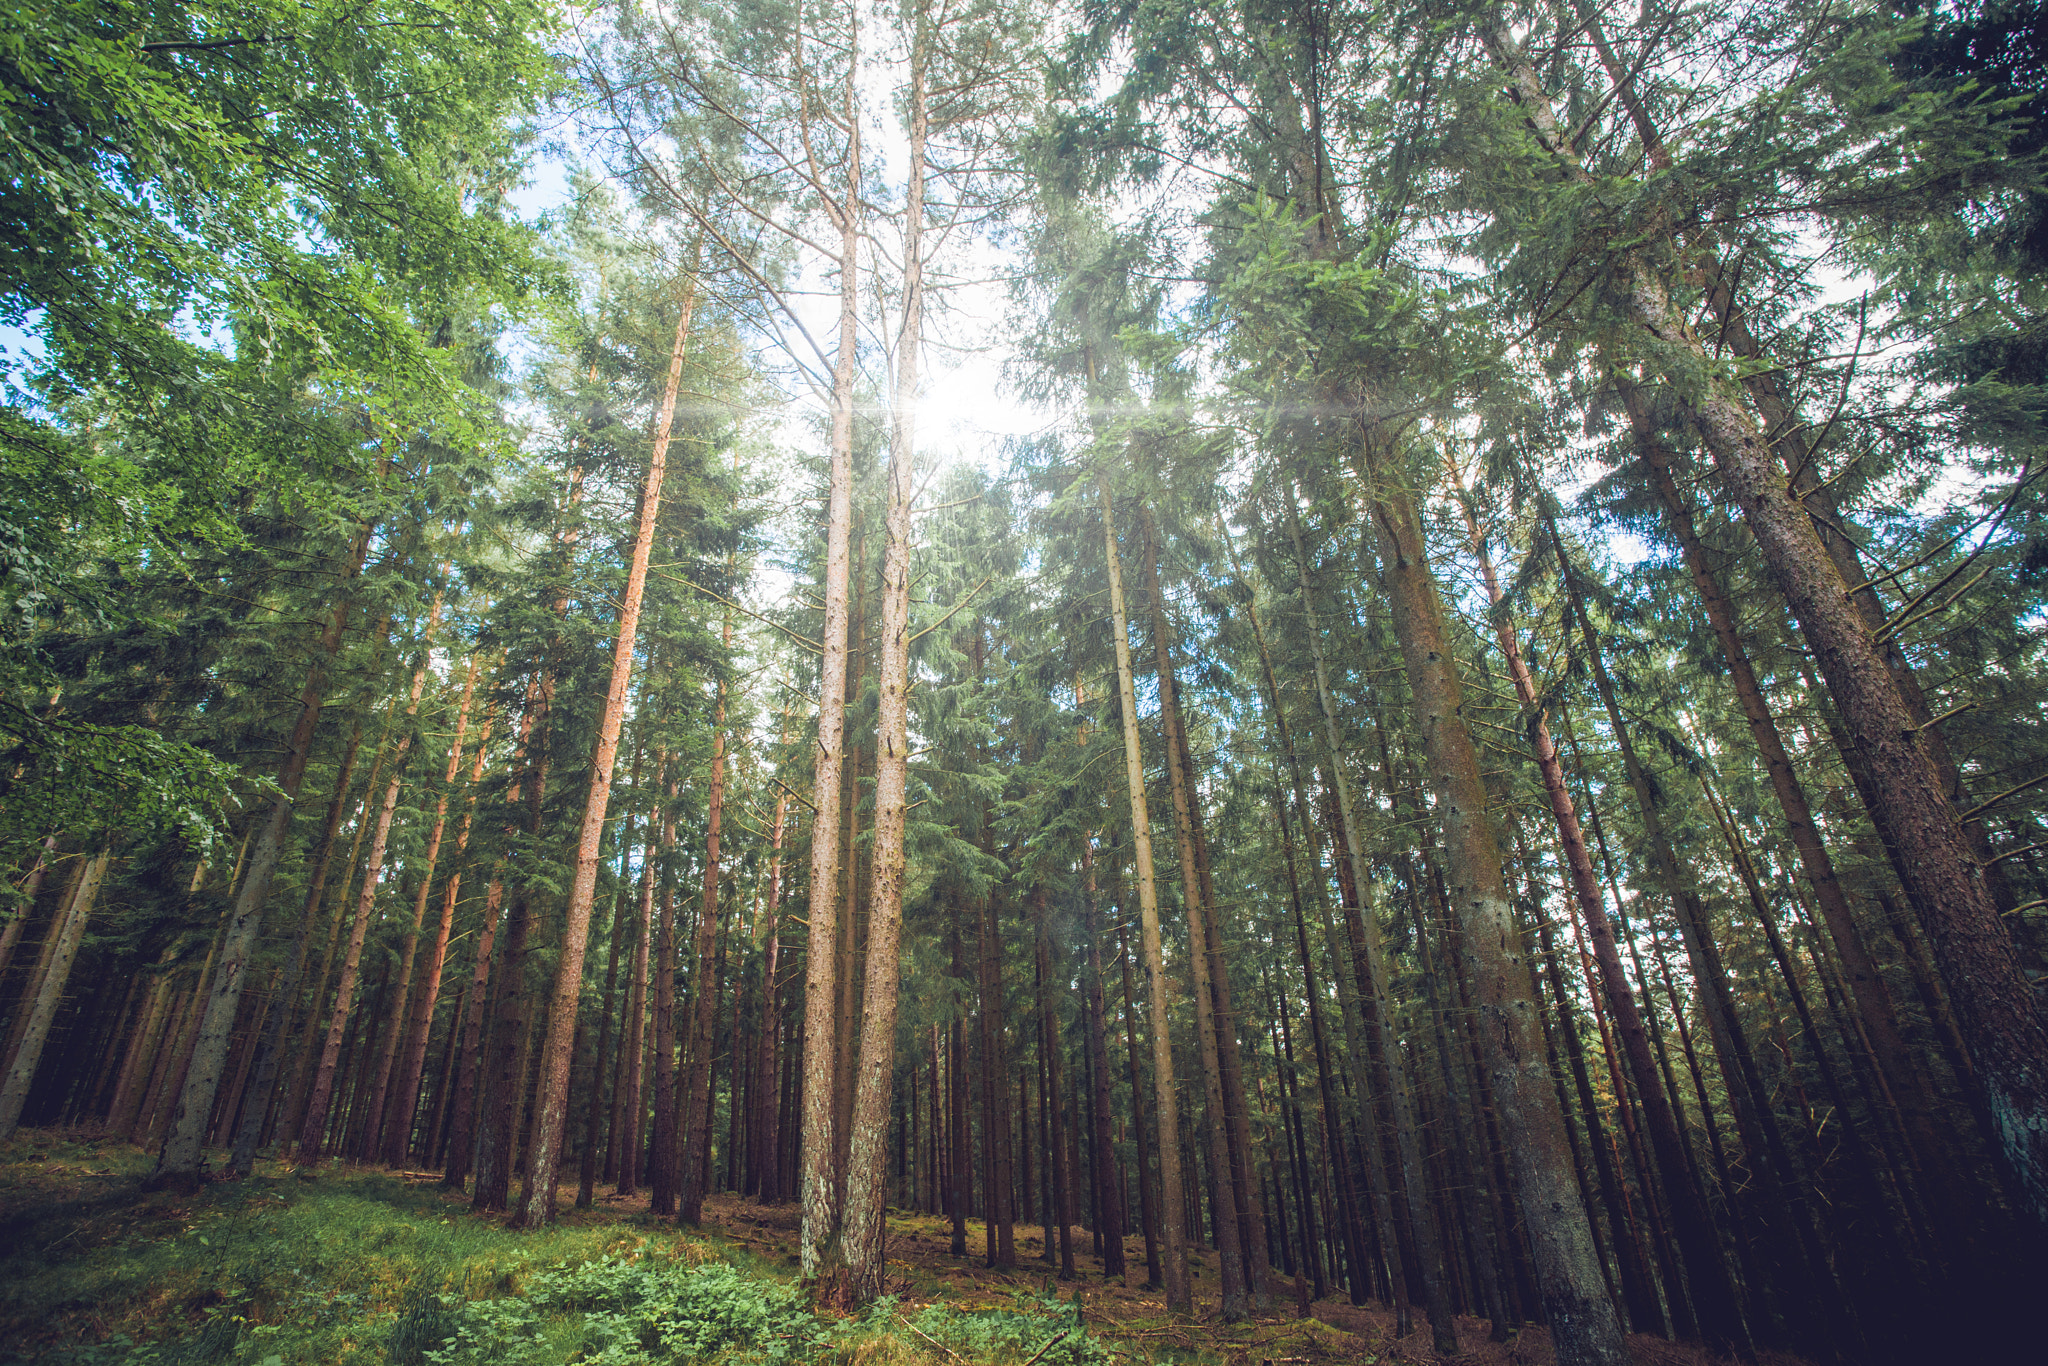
[296,642,438,1160]
[0,845,111,1141]
[514,271,695,1230]
[1358,441,1630,1366]
[1481,17,2048,1234]
[1447,463,1750,1357]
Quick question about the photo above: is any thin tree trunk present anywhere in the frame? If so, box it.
[0,846,111,1140]
[797,28,864,1286]
[296,648,437,1160]
[1139,509,1248,1318]
[515,271,695,1229]
[382,656,487,1166]
[1281,490,1443,1341]
[681,646,735,1224]
[1080,826,1128,1280]
[1098,477,1192,1313]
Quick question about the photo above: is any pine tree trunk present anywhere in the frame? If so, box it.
[1139,510,1248,1318]
[681,658,735,1224]
[381,657,486,1166]
[1359,454,1629,1366]
[1080,831,1128,1280]
[753,776,790,1203]
[1483,19,2048,1232]
[1281,491,1444,1340]
[515,273,694,1229]
[225,721,366,1176]
[799,51,863,1282]
[1098,478,1192,1313]
[296,657,434,1160]
[439,871,503,1189]
[1117,919,1163,1289]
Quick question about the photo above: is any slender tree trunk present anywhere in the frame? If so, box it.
[581,875,630,1209]
[1080,830,1128,1280]
[225,721,366,1176]
[515,272,694,1228]
[682,652,735,1224]
[297,648,437,1160]
[382,657,487,1166]
[1281,490,1445,1340]
[1099,477,1192,1313]
[1138,509,1248,1318]
[799,48,863,1283]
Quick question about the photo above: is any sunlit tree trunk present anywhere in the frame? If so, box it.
[515,270,695,1229]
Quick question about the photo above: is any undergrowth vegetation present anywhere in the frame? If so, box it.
[0,1135,1113,1366]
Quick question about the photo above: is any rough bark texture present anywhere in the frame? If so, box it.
[1362,456,1630,1366]
[1483,16,2048,1237]
[0,848,110,1141]
[799,52,862,1283]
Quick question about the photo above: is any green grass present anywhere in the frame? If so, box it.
[0,1134,1113,1366]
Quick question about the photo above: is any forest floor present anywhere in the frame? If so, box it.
[0,1131,1795,1366]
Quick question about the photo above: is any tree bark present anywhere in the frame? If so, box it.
[515,271,695,1228]
[1359,451,1629,1366]
[0,846,110,1140]
[1482,18,2048,1233]
[1098,477,1192,1313]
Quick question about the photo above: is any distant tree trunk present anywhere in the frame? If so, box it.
[752,774,791,1203]
[681,651,735,1224]
[1098,477,1192,1314]
[580,869,632,1210]
[381,656,487,1166]
[1117,919,1163,1289]
[1138,516,1250,1317]
[1080,831,1127,1280]
[148,521,373,1184]
[1358,448,1630,1366]
[435,857,503,1186]
[225,720,366,1177]
[296,646,437,1161]
[1031,884,1077,1280]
